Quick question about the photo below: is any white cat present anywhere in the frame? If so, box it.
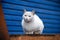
[21,9,44,34]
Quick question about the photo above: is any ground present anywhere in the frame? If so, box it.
[10,35,60,40]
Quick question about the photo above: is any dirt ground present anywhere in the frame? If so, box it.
[10,35,60,40]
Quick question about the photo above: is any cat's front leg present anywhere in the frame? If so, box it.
[34,30,41,34]
[25,31,33,34]
[34,30,43,34]
[23,28,33,34]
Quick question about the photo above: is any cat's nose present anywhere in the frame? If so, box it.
[25,19,28,20]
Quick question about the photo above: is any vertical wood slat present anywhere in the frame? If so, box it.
[0,3,9,40]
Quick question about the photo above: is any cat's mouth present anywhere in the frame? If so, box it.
[24,20,31,23]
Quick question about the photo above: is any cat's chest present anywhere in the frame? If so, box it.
[23,22,39,30]
[23,22,36,27]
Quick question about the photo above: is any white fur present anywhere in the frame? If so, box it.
[22,11,44,34]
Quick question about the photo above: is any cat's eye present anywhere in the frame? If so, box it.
[25,15,27,16]
[29,16,31,17]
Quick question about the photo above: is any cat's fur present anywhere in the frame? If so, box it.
[22,9,44,34]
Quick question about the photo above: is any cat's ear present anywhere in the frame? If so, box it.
[32,10,35,15]
[24,9,26,12]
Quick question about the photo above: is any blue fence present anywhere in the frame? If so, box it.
[2,0,60,35]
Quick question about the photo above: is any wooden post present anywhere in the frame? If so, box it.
[0,3,9,40]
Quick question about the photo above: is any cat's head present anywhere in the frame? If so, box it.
[23,9,35,23]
